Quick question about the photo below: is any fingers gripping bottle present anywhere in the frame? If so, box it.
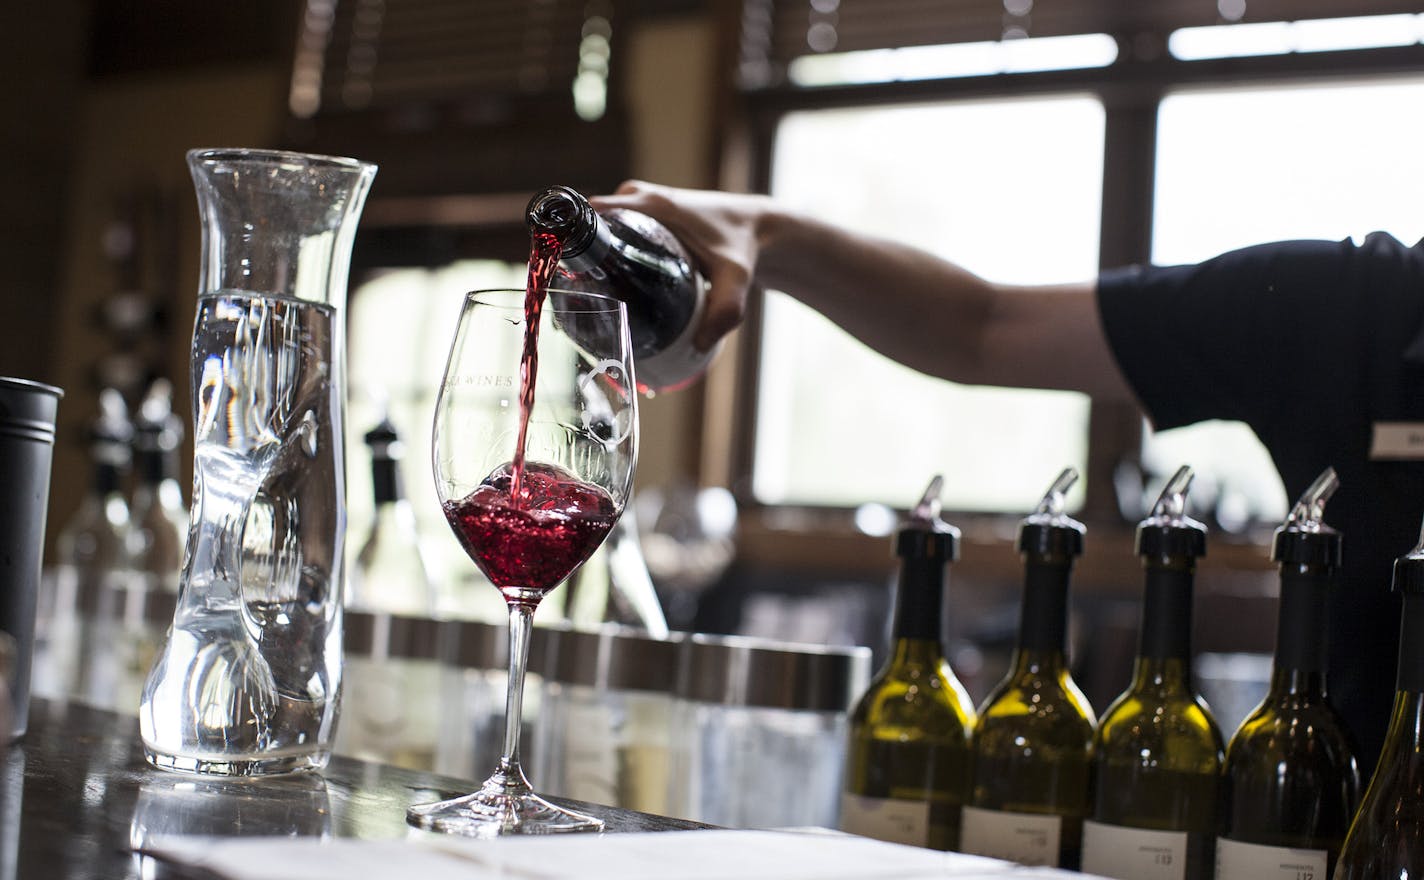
[525,185,718,394]
[839,476,976,851]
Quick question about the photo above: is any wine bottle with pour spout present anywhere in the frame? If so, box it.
[839,475,976,851]
[1334,510,1424,879]
[1218,466,1361,879]
[1081,465,1224,880]
[962,468,1096,868]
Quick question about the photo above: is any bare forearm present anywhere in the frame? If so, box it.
[592,181,1134,402]
[754,206,1129,399]
[755,206,997,384]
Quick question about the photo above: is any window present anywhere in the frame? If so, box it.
[757,95,1104,511]
[738,6,1424,524]
[1144,75,1424,524]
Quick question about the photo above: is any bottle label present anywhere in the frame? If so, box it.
[960,805,1061,866]
[839,793,931,847]
[1215,837,1327,880]
[1081,820,1189,880]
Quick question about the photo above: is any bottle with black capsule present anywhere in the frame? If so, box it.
[1081,465,1224,880]
[348,417,435,616]
[963,467,1095,869]
[1334,511,1424,879]
[840,475,976,851]
[42,389,133,701]
[84,380,188,712]
[336,416,440,770]
[127,379,187,596]
[1218,466,1360,879]
[525,185,718,393]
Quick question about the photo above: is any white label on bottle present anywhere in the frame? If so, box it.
[1215,837,1327,880]
[960,806,1062,866]
[839,793,931,847]
[1081,820,1189,880]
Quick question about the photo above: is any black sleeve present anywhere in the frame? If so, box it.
[1095,235,1424,438]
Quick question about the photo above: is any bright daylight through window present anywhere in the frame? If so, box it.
[759,95,1104,512]
[1146,75,1424,526]
[757,18,1424,521]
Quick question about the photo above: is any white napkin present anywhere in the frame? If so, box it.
[139,828,1095,879]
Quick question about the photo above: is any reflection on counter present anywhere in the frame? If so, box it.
[2,697,713,880]
[129,772,332,848]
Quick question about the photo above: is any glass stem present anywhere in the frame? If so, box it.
[497,602,536,791]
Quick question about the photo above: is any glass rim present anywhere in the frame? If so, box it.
[466,288,626,314]
[186,147,376,173]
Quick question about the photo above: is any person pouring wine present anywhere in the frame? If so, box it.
[591,179,1424,778]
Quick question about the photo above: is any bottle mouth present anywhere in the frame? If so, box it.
[526,185,598,257]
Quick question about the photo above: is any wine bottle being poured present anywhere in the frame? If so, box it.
[526,185,718,394]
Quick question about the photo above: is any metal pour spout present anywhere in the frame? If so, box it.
[1030,467,1079,522]
[910,475,945,526]
[1286,466,1339,533]
[1149,464,1195,522]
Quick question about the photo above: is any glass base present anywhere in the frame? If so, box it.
[144,746,329,778]
[407,774,604,837]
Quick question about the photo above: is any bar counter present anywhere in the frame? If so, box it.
[4,698,709,879]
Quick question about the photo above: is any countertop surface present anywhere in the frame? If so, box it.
[2,698,708,879]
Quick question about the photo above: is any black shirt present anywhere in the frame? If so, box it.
[1097,232,1424,769]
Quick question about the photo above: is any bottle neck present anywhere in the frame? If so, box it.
[371,457,404,505]
[1016,561,1071,661]
[1397,593,1424,694]
[1377,599,1424,768]
[1270,564,1332,696]
[559,211,613,273]
[891,557,946,644]
[369,495,419,533]
[1138,562,1195,663]
[1130,655,1194,691]
[92,461,124,497]
[889,637,950,668]
[136,448,179,486]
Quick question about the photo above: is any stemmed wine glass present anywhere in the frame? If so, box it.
[407,288,638,836]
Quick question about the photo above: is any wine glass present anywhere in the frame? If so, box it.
[407,288,638,836]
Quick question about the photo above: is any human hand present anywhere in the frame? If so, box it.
[591,180,774,351]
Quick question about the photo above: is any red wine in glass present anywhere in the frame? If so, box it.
[444,461,618,604]
[454,226,621,607]
[408,220,633,837]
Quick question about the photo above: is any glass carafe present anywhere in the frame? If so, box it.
[140,148,376,776]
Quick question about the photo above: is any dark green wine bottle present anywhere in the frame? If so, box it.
[1218,467,1360,879]
[963,467,1095,868]
[1081,465,1224,880]
[1334,513,1424,879]
[840,476,975,851]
